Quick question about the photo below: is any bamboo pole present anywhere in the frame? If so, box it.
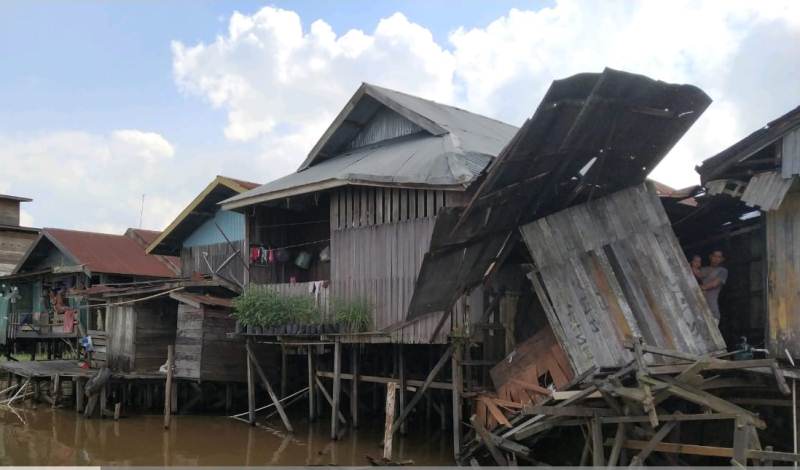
[163,344,174,429]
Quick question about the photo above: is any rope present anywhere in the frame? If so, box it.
[228,386,309,419]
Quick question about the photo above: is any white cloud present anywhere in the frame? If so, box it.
[0,130,191,233]
[172,1,800,189]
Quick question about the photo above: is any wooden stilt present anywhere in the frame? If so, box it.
[246,338,256,426]
[452,342,463,460]
[591,416,605,466]
[51,374,61,408]
[170,380,178,414]
[225,383,233,412]
[471,414,508,465]
[281,343,288,399]
[314,375,347,425]
[608,423,626,466]
[383,383,397,460]
[246,339,294,433]
[350,345,359,429]
[163,344,174,429]
[398,345,406,435]
[75,378,84,413]
[391,344,454,436]
[308,346,316,421]
[331,339,342,440]
[113,402,121,420]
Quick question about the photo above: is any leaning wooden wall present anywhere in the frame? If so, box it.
[133,297,177,373]
[329,186,471,343]
[174,302,202,379]
[105,304,136,372]
[521,183,726,375]
[766,186,800,359]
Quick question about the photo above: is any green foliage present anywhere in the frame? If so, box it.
[332,297,372,333]
[233,287,321,327]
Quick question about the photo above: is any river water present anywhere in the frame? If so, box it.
[0,404,453,466]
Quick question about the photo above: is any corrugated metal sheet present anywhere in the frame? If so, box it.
[184,210,245,247]
[347,106,423,150]
[740,171,793,211]
[766,188,800,358]
[520,184,725,375]
[42,228,176,278]
[782,127,800,178]
[409,68,712,318]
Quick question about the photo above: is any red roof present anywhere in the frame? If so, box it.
[43,228,177,278]
[224,176,260,190]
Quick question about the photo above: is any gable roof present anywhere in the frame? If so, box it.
[147,175,259,256]
[697,105,800,183]
[13,228,177,278]
[221,83,518,210]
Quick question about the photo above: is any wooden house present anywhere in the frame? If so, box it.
[1,227,178,354]
[0,195,38,276]
[693,104,800,360]
[221,83,518,344]
[141,175,260,381]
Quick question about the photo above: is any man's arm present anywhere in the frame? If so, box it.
[701,278,722,290]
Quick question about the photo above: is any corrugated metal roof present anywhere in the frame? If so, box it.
[740,170,793,211]
[42,228,177,278]
[408,68,712,318]
[0,195,32,202]
[222,83,518,209]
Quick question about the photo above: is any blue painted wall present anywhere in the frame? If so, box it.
[184,210,245,247]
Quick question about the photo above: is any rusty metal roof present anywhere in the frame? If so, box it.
[408,68,712,318]
[37,228,177,278]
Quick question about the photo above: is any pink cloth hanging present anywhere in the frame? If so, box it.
[63,309,76,333]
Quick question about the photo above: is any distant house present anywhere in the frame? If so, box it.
[220,83,519,343]
[0,195,38,276]
[1,227,178,353]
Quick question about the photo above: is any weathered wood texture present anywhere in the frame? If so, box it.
[520,184,725,375]
[0,229,37,275]
[175,303,247,382]
[106,297,177,373]
[331,214,459,343]
[0,199,22,226]
[180,240,246,287]
[329,186,457,230]
[766,186,800,358]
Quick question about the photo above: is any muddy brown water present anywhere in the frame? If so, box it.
[0,404,453,466]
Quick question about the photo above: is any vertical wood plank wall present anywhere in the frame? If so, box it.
[329,186,468,343]
[766,186,800,358]
[520,184,726,375]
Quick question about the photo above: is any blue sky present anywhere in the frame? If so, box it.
[1,1,798,233]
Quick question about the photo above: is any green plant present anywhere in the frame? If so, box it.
[332,297,372,332]
[233,287,321,327]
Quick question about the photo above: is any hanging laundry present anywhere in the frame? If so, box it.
[267,248,275,264]
[63,308,76,333]
[250,246,261,262]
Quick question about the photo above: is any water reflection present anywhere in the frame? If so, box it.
[0,403,452,466]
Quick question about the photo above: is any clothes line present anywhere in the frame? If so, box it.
[74,287,184,310]
[249,238,330,251]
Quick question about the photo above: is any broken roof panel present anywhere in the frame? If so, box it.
[408,68,712,318]
[221,83,518,210]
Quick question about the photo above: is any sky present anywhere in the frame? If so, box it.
[1,1,798,234]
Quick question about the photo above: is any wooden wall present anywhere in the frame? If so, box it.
[0,199,20,226]
[0,230,37,275]
[766,186,800,358]
[175,302,246,382]
[181,240,246,287]
[106,297,176,373]
[521,184,726,375]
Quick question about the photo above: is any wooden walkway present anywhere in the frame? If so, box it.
[0,360,163,380]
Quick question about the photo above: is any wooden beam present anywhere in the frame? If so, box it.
[452,343,463,461]
[163,345,174,429]
[350,346,359,429]
[607,423,626,467]
[314,375,347,425]
[471,414,508,465]
[315,371,453,390]
[331,340,341,440]
[246,339,256,426]
[389,345,454,437]
[307,347,316,421]
[606,439,800,463]
[397,345,406,435]
[629,419,679,466]
[591,417,605,466]
[246,340,294,433]
[383,384,396,460]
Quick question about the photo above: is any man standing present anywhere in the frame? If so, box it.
[699,250,728,324]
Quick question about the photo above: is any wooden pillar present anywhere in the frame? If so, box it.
[75,378,84,413]
[281,344,288,399]
[331,339,342,440]
[383,383,396,460]
[451,342,463,460]
[350,345,359,429]
[100,385,108,418]
[163,344,174,429]
[591,416,605,466]
[225,383,233,413]
[500,292,519,356]
[51,374,61,408]
[307,346,316,421]
[397,345,406,435]
[246,338,256,426]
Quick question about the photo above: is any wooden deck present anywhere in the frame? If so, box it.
[0,360,164,380]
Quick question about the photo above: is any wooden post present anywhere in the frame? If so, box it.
[246,338,256,426]
[170,380,178,414]
[452,342,463,460]
[246,339,294,433]
[100,385,108,418]
[390,344,454,436]
[308,346,316,421]
[163,344,174,429]
[732,416,749,466]
[350,345,359,429]
[113,402,121,421]
[75,378,84,413]
[281,344,288,399]
[331,340,342,440]
[225,383,233,412]
[383,383,396,460]
[591,416,605,466]
[398,345,406,435]
[51,374,61,408]
[470,414,508,465]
